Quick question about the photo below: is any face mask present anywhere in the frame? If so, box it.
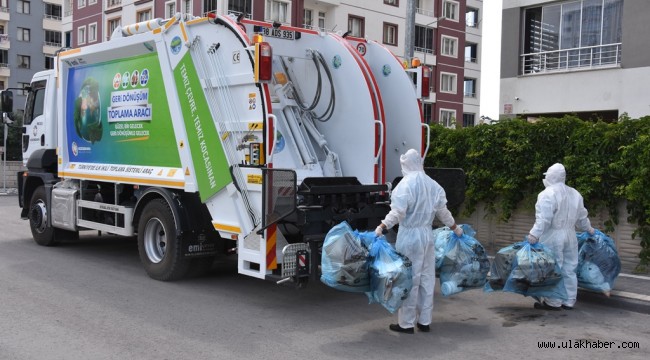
[543,179,550,188]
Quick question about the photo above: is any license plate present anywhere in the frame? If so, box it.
[261,27,295,40]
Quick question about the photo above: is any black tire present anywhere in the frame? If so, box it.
[137,198,190,281]
[29,186,57,246]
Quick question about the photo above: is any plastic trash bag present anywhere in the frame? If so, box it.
[320,221,370,292]
[576,229,621,296]
[486,241,567,301]
[434,225,489,296]
[361,233,413,314]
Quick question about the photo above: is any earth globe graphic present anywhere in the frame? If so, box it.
[74,78,102,143]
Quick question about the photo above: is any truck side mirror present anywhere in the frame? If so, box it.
[0,90,13,113]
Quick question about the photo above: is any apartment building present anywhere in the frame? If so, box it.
[40,1,483,127]
[1,0,63,110]
[500,0,648,121]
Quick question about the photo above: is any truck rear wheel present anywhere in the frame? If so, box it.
[137,198,189,281]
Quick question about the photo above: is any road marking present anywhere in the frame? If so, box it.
[618,273,650,281]
[609,290,650,302]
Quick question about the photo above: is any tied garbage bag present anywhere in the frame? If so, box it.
[359,233,413,314]
[576,229,621,296]
[486,243,520,291]
[320,221,370,292]
[434,225,489,296]
[486,241,567,301]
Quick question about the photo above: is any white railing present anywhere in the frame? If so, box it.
[106,0,122,7]
[44,41,62,47]
[464,92,476,98]
[44,14,62,21]
[465,57,477,63]
[0,7,8,13]
[0,63,8,68]
[416,8,435,17]
[414,46,434,55]
[0,34,8,42]
[521,43,621,75]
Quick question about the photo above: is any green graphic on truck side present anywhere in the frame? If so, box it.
[174,53,230,202]
[66,53,181,167]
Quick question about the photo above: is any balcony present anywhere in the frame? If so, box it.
[304,0,339,7]
[0,6,9,21]
[0,63,9,77]
[106,0,122,9]
[43,42,63,55]
[521,43,622,75]
[43,15,62,31]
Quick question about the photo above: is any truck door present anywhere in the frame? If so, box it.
[22,80,47,163]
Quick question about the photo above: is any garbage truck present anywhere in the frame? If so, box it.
[0,13,440,286]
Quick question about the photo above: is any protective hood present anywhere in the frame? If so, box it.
[543,163,566,187]
[400,149,423,176]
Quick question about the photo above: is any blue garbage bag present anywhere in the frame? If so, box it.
[361,234,413,314]
[320,221,370,292]
[433,225,489,296]
[486,241,567,301]
[576,229,621,295]
[434,224,477,270]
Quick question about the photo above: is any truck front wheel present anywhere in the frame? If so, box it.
[29,186,57,246]
[137,198,189,281]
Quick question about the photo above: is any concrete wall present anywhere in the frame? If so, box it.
[454,201,643,273]
[0,161,25,189]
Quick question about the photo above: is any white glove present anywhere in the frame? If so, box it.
[527,234,538,244]
[588,227,595,236]
[375,225,384,237]
[453,226,463,237]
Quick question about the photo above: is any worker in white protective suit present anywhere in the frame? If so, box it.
[527,163,595,311]
[375,149,463,334]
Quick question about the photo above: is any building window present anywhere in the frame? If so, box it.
[77,0,86,9]
[384,0,399,6]
[182,0,192,14]
[348,15,365,37]
[440,109,456,128]
[463,113,475,127]
[77,26,86,45]
[204,0,218,15]
[137,9,152,22]
[304,9,313,29]
[466,7,479,28]
[45,3,63,20]
[228,0,251,17]
[17,0,31,14]
[440,72,456,93]
[108,18,121,39]
[89,0,97,4]
[465,42,478,63]
[266,0,289,24]
[165,1,175,18]
[45,56,55,70]
[88,23,97,43]
[17,28,31,42]
[523,0,623,74]
[423,103,433,124]
[0,49,8,66]
[45,30,62,46]
[443,0,459,21]
[19,82,31,96]
[414,25,434,54]
[383,23,398,46]
[441,35,458,57]
[0,81,4,90]
[17,55,31,69]
[464,78,477,98]
[318,11,326,31]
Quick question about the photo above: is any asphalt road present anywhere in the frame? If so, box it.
[0,194,648,360]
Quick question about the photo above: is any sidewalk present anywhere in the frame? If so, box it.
[579,272,650,314]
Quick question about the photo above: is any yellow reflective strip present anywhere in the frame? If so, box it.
[165,17,177,30]
[153,28,162,34]
[59,172,184,188]
[212,223,241,233]
[180,22,188,42]
[187,18,208,25]
[59,48,81,57]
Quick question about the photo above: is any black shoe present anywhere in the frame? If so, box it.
[534,302,561,311]
[417,323,430,332]
[561,305,574,310]
[389,324,414,334]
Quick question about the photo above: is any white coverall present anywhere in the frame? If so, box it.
[529,163,593,308]
[380,149,457,329]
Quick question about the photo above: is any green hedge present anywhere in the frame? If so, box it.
[424,115,650,267]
